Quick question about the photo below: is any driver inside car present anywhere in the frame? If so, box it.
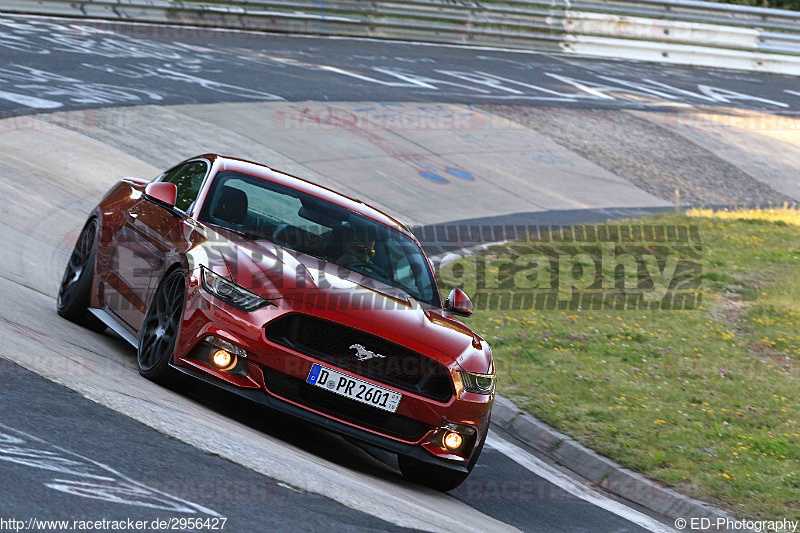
[330,225,382,275]
[337,240,376,267]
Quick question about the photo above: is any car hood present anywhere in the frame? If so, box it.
[191,226,491,373]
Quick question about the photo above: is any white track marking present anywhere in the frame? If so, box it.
[486,431,677,533]
[0,422,221,517]
[0,88,62,109]
[1,13,560,56]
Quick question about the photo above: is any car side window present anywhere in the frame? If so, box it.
[161,160,209,212]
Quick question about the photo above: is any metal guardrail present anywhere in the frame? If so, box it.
[164,0,800,36]
[2,0,800,74]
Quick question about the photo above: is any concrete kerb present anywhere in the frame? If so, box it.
[491,394,738,529]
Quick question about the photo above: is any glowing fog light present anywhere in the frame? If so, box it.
[212,349,234,370]
[432,424,476,455]
[443,431,464,451]
[190,337,248,376]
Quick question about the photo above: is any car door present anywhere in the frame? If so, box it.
[109,159,209,332]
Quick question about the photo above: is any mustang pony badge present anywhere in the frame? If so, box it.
[350,344,386,361]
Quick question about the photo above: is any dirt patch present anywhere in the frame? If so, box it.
[714,290,793,373]
[480,106,793,206]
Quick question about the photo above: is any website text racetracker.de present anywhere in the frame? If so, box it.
[0,517,227,531]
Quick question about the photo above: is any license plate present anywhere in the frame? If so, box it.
[306,364,402,413]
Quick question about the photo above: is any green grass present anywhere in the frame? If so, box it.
[441,208,800,519]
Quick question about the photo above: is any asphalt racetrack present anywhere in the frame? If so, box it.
[0,16,799,113]
[0,13,797,532]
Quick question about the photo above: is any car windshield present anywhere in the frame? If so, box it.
[198,171,440,307]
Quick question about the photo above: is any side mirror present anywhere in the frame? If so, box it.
[144,182,178,208]
[445,288,473,317]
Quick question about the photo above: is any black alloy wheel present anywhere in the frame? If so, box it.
[138,268,186,382]
[57,217,106,332]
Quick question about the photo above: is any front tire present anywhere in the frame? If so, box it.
[57,218,106,332]
[399,431,487,491]
[138,268,186,384]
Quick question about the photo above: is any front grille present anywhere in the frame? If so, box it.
[264,314,453,402]
[262,367,429,440]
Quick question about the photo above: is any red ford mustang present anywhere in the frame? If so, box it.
[57,154,494,490]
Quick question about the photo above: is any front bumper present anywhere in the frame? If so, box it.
[173,270,493,470]
[170,362,469,473]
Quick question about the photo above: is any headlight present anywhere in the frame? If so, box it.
[201,266,273,312]
[458,370,495,394]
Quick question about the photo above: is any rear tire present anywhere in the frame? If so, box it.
[57,218,106,332]
[138,268,186,384]
[399,431,487,491]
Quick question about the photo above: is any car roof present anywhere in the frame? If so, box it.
[198,154,416,240]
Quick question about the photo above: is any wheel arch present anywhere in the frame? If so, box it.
[153,261,190,302]
[162,261,186,280]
